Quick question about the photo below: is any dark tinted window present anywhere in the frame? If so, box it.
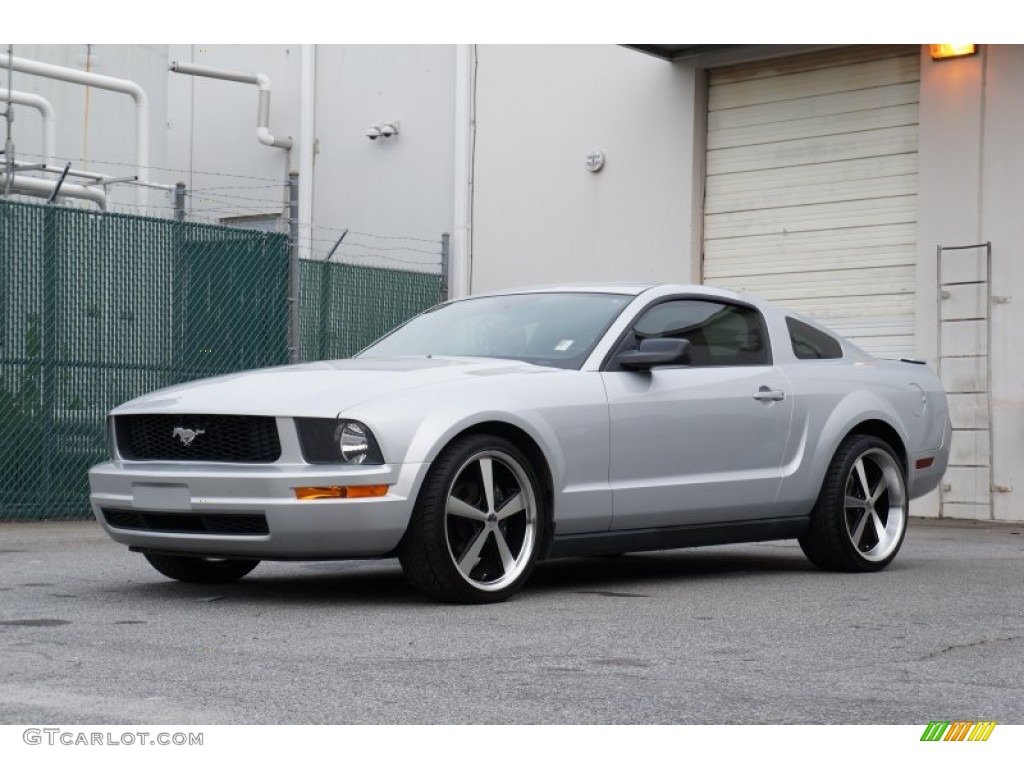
[627,299,770,366]
[786,317,843,360]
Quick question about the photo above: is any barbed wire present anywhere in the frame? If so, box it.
[185,189,286,206]
[188,182,289,193]
[297,232,440,256]
[304,247,441,270]
[8,150,446,258]
[308,221,443,245]
[13,150,287,185]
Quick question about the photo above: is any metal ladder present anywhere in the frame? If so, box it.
[936,242,994,519]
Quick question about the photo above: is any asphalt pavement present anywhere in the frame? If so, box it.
[0,518,1022,724]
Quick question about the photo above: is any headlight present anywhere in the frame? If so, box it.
[295,418,384,465]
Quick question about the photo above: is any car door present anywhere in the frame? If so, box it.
[601,297,794,529]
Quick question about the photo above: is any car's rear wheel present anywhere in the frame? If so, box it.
[143,553,259,584]
[399,434,545,603]
[799,434,908,572]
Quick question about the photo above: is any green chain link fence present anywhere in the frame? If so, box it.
[300,259,442,360]
[0,200,442,521]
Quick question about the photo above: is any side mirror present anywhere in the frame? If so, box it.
[616,337,692,371]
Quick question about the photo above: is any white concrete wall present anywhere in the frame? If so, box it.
[310,45,455,270]
[916,44,1024,521]
[981,45,1024,522]
[470,45,699,292]
[1,44,170,214]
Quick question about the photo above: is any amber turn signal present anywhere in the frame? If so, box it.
[294,485,390,500]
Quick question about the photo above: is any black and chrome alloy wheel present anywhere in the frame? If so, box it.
[399,434,545,603]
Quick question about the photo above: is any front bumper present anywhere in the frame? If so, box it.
[88,459,429,559]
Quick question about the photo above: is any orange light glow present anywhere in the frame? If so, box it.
[294,485,390,500]
[930,44,977,60]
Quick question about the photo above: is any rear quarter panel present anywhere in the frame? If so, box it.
[775,358,950,515]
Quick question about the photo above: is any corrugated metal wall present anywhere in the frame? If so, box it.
[702,45,920,357]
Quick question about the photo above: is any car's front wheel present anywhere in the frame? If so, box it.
[799,434,908,572]
[143,553,259,584]
[399,434,545,603]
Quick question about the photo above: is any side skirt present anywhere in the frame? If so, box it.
[544,516,809,560]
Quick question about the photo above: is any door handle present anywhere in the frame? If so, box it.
[753,387,786,402]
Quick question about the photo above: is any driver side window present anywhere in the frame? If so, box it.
[628,298,770,366]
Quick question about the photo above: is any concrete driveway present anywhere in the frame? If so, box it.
[0,518,1021,724]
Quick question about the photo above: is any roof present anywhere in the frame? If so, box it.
[466,283,754,302]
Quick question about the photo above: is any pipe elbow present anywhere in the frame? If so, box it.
[256,126,293,150]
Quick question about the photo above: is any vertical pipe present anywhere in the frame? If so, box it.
[318,258,331,361]
[440,232,450,303]
[288,171,300,364]
[42,205,57,514]
[172,192,184,375]
[0,90,56,166]
[298,45,316,263]
[451,44,475,299]
[3,45,13,196]
[173,182,186,222]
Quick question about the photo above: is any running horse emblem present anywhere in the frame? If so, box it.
[172,427,206,446]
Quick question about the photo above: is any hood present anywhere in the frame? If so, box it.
[111,357,549,417]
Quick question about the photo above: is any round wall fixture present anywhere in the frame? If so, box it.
[585,150,606,173]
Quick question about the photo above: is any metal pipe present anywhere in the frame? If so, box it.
[298,45,315,262]
[0,89,56,165]
[451,44,475,298]
[170,60,293,150]
[1,172,107,209]
[440,232,450,302]
[0,52,149,209]
[287,172,300,364]
[173,181,186,221]
[10,161,175,191]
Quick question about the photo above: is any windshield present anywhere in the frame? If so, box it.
[358,292,633,369]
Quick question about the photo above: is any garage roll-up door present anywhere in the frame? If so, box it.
[702,45,920,356]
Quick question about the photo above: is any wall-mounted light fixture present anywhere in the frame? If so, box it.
[930,44,978,60]
[365,122,400,141]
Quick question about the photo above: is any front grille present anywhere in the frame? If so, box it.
[114,414,280,463]
[102,508,269,536]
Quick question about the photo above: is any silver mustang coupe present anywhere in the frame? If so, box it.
[89,284,950,603]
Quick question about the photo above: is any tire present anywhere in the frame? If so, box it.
[399,434,546,604]
[143,553,259,584]
[799,434,908,572]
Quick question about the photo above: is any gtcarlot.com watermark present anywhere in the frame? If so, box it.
[23,728,203,747]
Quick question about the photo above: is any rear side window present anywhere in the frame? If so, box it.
[787,317,843,360]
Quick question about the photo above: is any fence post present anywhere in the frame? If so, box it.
[172,186,185,373]
[173,182,186,222]
[440,232,450,303]
[42,205,58,514]
[287,171,300,364]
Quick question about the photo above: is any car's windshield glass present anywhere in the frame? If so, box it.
[358,292,633,369]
